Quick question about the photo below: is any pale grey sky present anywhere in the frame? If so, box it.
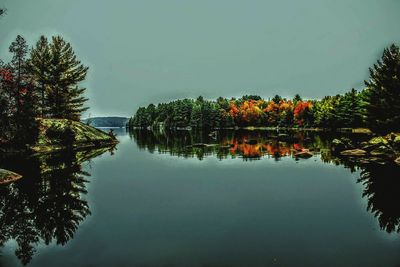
[1,0,399,117]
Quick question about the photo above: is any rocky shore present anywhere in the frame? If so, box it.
[332,133,400,165]
[0,169,22,185]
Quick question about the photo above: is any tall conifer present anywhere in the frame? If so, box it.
[364,44,400,132]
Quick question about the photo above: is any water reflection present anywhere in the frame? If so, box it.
[129,129,350,161]
[130,129,400,234]
[0,147,113,265]
[359,163,400,233]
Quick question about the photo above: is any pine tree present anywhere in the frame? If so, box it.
[335,89,364,128]
[272,94,282,104]
[8,35,38,144]
[46,36,89,120]
[190,103,202,127]
[29,35,51,116]
[293,94,302,106]
[9,35,29,116]
[0,60,10,142]
[364,44,400,132]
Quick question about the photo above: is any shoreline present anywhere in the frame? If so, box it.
[129,125,373,134]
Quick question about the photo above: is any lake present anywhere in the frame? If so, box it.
[1,129,400,267]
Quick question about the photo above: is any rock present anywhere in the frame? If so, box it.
[294,151,313,159]
[387,133,397,141]
[32,118,118,153]
[0,169,22,185]
[393,136,400,150]
[360,157,388,165]
[332,138,353,153]
[278,133,289,138]
[369,136,389,146]
[362,136,392,152]
[340,149,367,157]
[370,145,395,157]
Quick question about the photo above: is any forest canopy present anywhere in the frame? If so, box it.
[0,35,89,146]
[129,44,400,133]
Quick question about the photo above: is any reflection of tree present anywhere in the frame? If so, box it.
[131,129,400,234]
[130,129,324,161]
[0,147,112,265]
[358,163,400,233]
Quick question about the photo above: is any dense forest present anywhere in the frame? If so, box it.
[129,44,400,134]
[0,34,89,147]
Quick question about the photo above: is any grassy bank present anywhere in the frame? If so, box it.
[31,118,118,153]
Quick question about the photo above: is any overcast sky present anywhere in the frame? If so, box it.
[1,0,399,117]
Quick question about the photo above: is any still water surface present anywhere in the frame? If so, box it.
[1,129,400,267]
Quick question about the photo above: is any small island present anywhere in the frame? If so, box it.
[0,35,117,180]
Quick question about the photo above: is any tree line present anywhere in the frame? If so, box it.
[0,35,89,146]
[129,44,400,133]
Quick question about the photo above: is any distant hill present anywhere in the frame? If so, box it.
[82,117,129,128]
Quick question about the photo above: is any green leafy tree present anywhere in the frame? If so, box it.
[313,96,340,128]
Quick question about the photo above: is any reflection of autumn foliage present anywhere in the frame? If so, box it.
[131,129,326,161]
[226,135,303,159]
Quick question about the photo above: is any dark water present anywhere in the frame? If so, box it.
[1,129,400,267]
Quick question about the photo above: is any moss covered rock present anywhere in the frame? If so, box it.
[340,149,367,157]
[32,118,117,153]
[369,136,389,146]
[294,151,313,158]
[332,138,353,153]
[0,169,22,184]
[393,135,400,150]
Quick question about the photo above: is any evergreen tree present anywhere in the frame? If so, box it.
[0,60,10,142]
[171,99,192,127]
[46,36,89,120]
[272,94,282,104]
[364,44,400,132]
[336,89,364,127]
[190,103,202,128]
[8,35,39,144]
[29,36,51,116]
[9,35,29,116]
[293,94,302,106]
